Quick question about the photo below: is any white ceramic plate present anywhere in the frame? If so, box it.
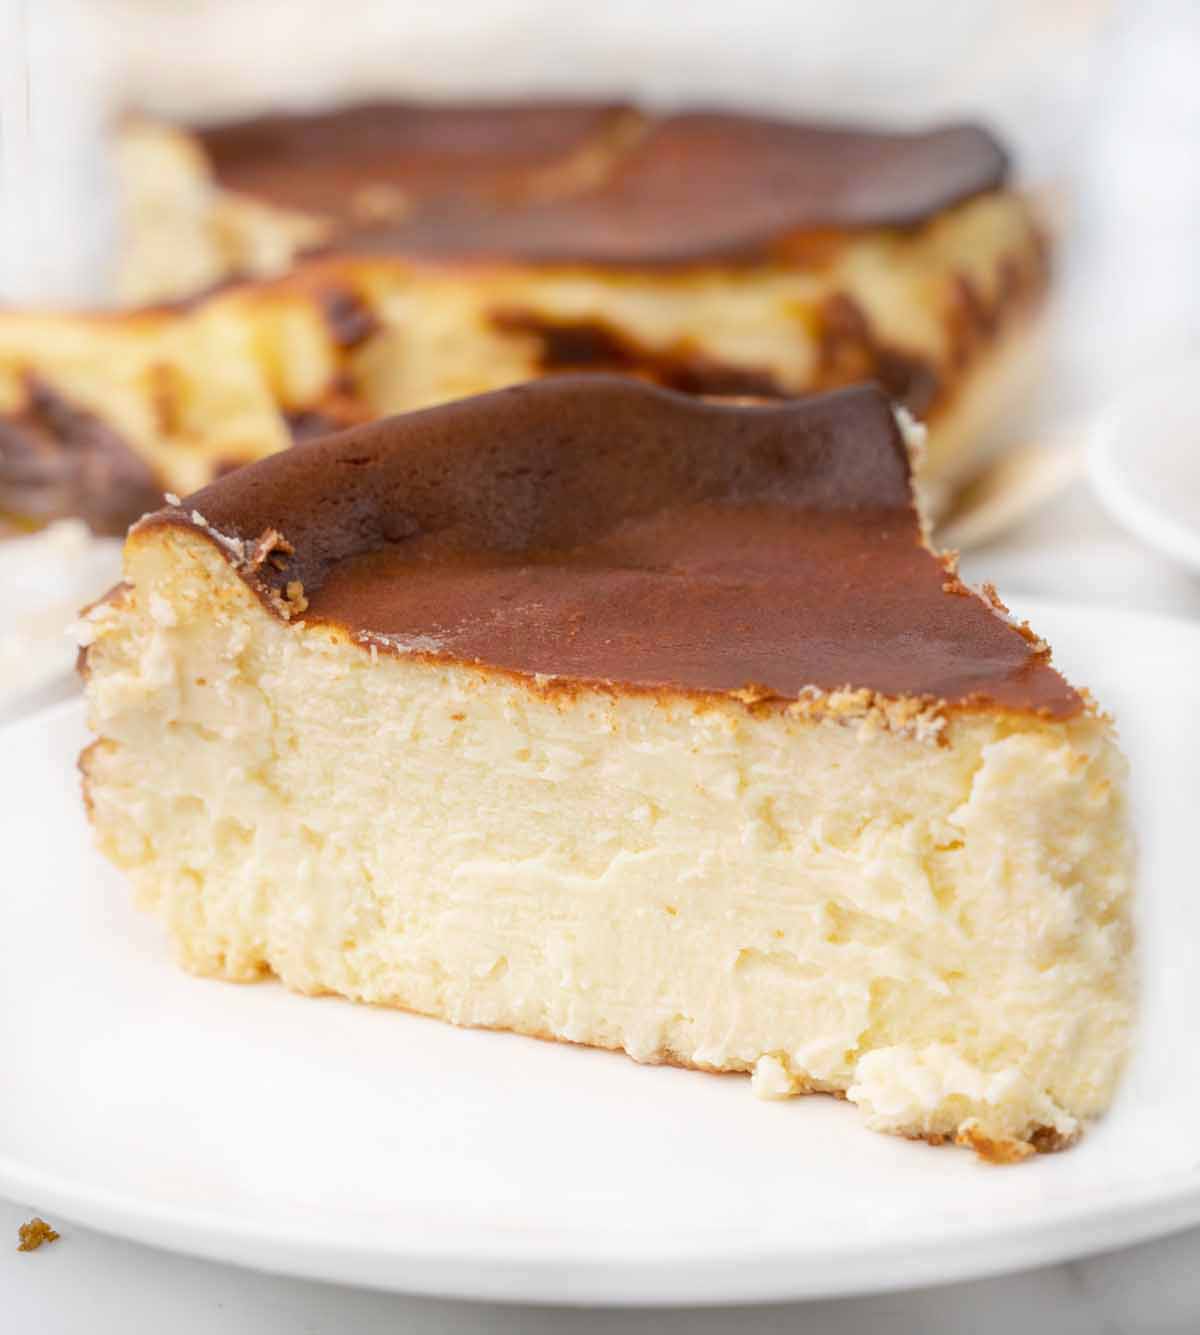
[1089,360,1200,575]
[2,598,1198,1306]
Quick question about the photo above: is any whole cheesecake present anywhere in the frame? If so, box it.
[0,104,1046,532]
[78,376,1134,1159]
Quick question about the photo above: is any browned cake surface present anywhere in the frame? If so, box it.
[0,377,162,533]
[198,100,633,220]
[147,376,1077,717]
[0,103,1038,535]
[198,102,1008,265]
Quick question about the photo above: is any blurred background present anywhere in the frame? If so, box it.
[0,0,1197,681]
[4,0,1196,398]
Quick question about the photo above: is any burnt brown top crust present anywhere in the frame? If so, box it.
[0,378,161,535]
[145,376,1078,718]
[197,102,1009,266]
[199,100,630,219]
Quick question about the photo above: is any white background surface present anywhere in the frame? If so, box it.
[4,0,1200,1329]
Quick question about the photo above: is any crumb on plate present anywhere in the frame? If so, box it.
[17,1217,60,1252]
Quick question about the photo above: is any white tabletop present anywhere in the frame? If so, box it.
[8,1184,1200,1334]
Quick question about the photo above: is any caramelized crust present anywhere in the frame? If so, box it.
[0,377,161,534]
[140,377,1079,717]
[198,100,638,222]
[189,102,1008,267]
[332,112,1007,265]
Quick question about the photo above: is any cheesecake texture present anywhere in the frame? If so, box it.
[78,377,1134,1156]
[1,104,1046,532]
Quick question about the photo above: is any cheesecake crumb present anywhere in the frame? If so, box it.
[356,630,445,655]
[751,1054,797,1099]
[954,1122,1036,1164]
[1029,1123,1080,1154]
[246,527,294,573]
[1074,686,1112,724]
[286,581,309,614]
[980,582,1050,654]
[980,581,1008,612]
[781,685,948,742]
[939,550,971,596]
[17,1217,60,1252]
[269,580,309,620]
[893,405,928,462]
[730,682,779,706]
[176,508,249,564]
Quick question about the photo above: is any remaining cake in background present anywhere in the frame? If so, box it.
[78,376,1134,1159]
[1,103,1047,532]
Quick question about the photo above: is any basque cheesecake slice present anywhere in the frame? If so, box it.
[1,105,1046,532]
[78,376,1134,1158]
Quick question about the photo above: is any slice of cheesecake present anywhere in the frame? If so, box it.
[1,105,1047,532]
[78,376,1134,1158]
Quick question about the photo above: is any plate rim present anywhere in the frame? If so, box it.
[5,595,1200,1306]
[4,1147,1200,1306]
[1089,406,1200,575]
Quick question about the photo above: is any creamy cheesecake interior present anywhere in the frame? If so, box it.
[79,378,1134,1158]
[1,105,1046,532]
